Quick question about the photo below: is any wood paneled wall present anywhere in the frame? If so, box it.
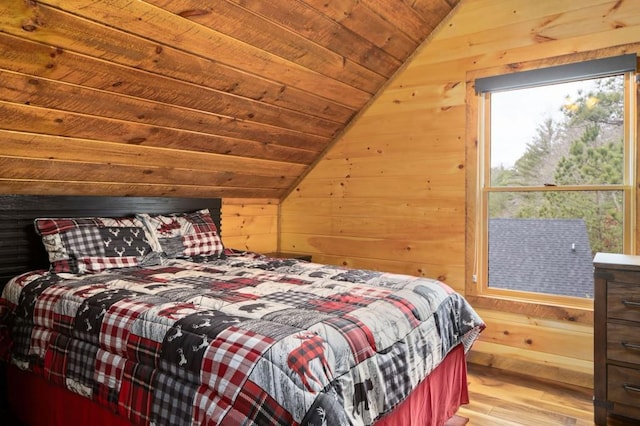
[221,198,278,253]
[0,0,458,201]
[281,0,640,388]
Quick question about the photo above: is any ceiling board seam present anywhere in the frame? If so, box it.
[215,0,403,76]
[279,1,463,202]
[5,4,363,115]
[37,0,376,101]
[0,98,330,152]
[0,67,340,141]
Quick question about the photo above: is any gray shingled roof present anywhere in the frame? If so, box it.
[489,218,594,298]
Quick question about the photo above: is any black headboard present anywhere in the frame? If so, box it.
[0,195,222,289]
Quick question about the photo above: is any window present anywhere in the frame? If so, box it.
[471,55,637,309]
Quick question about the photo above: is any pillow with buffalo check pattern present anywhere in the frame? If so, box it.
[137,209,224,259]
[34,216,162,274]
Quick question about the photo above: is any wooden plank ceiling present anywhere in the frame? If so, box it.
[0,0,458,199]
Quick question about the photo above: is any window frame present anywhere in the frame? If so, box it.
[465,51,638,322]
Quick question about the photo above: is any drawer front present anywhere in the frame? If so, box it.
[608,365,640,408]
[608,282,640,322]
[608,323,640,365]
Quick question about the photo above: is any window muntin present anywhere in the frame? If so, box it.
[478,71,635,301]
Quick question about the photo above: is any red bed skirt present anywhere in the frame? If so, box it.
[6,344,468,426]
[374,344,468,426]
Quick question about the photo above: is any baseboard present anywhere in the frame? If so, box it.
[467,343,593,389]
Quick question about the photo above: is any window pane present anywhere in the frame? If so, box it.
[487,190,623,298]
[490,76,624,187]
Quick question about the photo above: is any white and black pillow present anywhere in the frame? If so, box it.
[35,216,161,274]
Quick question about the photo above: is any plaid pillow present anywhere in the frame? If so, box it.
[35,216,162,274]
[138,209,224,259]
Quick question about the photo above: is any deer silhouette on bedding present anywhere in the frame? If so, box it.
[287,331,333,392]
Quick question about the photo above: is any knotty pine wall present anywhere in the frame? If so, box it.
[281,0,640,388]
[222,198,278,253]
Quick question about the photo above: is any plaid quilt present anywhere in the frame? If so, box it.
[0,253,484,426]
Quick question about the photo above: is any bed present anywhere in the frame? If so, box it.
[0,195,484,426]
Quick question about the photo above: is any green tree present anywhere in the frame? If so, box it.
[562,77,624,128]
[489,117,561,218]
[537,77,624,253]
[490,76,625,254]
[511,117,558,185]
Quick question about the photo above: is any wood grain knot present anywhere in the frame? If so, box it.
[21,18,38,32]
[178,9,210,18]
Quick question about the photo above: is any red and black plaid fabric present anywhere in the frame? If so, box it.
[62,226,105,257]
[327,292,376,307]
[101,299,154,355]
[49,258,77,274]
[138,209,224,259]
[93,381,120,413]
[285,331,333,392]
[226,276,262,287]
[29,326,52,359]
[193,383,231,425]
[385,294,422,328]
[325,315,377,364]
[227,379,298,425]
[53,310,75,335]
[66,339,99,390]
[119,361,156,425]
[35,218,98,236]
[79,256,140,273]
[276,276,310,285]
[16,274,60,322]
[44,332,70,387]
[33,285,73,330]
[0,253,485,425]
[127,334,162,366]
[183,231,221,258]
[8,323,33,361]
[94,349,126,411]
[202,327,275,401]
[151,371,199,425]
[186,211,215,233]
[302,298,361,315]
[348,285,392,298]
[376,342,413,409]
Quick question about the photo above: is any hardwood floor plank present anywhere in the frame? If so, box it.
[461,363,596,425]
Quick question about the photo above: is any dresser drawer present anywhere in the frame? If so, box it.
[608,323,640,365]
[608,365,640,407]
[608,282,640,322]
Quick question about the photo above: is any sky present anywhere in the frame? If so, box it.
[490,80,598,168]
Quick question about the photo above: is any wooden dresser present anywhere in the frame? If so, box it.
[594,253,640,424]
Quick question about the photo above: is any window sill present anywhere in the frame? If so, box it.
[465,294,593,325]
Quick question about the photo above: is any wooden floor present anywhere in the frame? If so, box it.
[459,363,635,425]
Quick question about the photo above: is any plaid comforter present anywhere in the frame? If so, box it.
[0,252,484,425]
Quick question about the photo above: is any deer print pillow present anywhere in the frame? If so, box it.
[34,216,162,274]
[137,209,224,259]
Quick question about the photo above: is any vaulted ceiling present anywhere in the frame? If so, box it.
[1,0,459,199]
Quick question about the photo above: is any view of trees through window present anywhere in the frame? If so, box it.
[486,75,626,298]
